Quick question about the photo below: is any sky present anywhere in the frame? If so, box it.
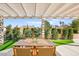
[4,18,74,27]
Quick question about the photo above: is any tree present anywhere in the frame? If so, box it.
[51,28,59,40]
[23,28,32,38]
[63,28,69,39]
[44,20,52,39]
[13,26,21,40]
[68,28,73,39]
[60,21,64,26]
[71,19,79,33]
[33,28,41,38]
[31,28,35,39]
[60,21,64,39]
[5,25,13,41]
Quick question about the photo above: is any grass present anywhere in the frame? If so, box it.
[50,39,74,46]
[0,40,16,51]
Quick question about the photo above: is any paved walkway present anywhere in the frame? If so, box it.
[56,44,79,56]
[0,48,13,56]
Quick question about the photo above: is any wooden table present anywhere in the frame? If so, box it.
[13,39,56,56]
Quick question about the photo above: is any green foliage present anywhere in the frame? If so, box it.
[5,25,21,41]
[44,20,51,30]
[57,29,61,34]
[50,40,74,46]
[5,25,13,41]
[61,27,73,40]
[0,40,15,51]
[13,26,21,40]
[27,29,32,38]
[45,30,49,39]
[60,21,64,26]
[71,19,79,33]
[51,28,59,40]
[63,28,69,39]
[1,25,21,51]
[23,27,41,38]
[73,28,78,33]
[68,28,73,39]
[33,28,41,38]
[23,28,32,38]
[44,20,52,39]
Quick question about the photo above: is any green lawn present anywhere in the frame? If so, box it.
[0,40,16,51]
[50,39,74,46]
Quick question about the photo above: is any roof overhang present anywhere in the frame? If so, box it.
[0,3,79,19]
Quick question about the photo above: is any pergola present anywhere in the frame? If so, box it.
[0,3,79,44]
[0,3,79,18]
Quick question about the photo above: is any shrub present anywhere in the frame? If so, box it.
[34,28,41,38]
[73,28,78,33]
[57,29,61,34]
[13,26,21,40]
[51,28,58,40]
[44,20,52,39]
[71,19,79,33]
[5,25,13,41]
[63,28,69,39]
[68,28,73,39]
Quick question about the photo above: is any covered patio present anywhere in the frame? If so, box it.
[0,3,79,43]
[0,3,79,56]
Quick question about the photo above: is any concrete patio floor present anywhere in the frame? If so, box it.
[56,44,79,56]
[0,45,79,56]
[0,48,13,56]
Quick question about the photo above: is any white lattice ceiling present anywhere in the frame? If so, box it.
[0,3,79,18]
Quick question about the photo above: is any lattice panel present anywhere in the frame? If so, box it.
[0,19,4,44]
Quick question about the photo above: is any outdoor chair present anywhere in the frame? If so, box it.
[13,47,32,56]
[37,46,56,56]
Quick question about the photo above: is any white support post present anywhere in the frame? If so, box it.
[41,18,45,39]
[0,16,4,44]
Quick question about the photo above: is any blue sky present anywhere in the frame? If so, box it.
[4,18,74,27]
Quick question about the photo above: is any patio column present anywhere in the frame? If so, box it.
[41,18,45,39]
[0,16,4,44]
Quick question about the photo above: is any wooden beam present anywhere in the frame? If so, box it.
[51,4,65,16]
[0,9,11,16]
[42,4,51,17]
[60,4,79,16]
[21,3,27,16]
[34,3,36,17]
[6,3,19,16]
[0,15,79,19]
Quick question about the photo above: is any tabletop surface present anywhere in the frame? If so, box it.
[14,39,55,46]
